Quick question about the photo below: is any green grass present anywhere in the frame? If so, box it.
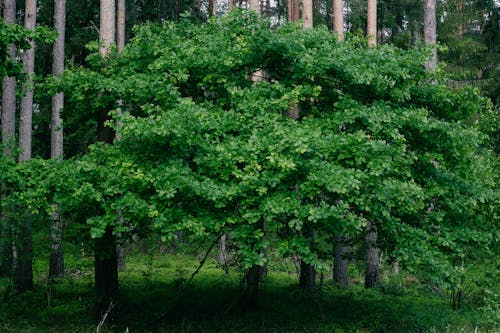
[0,252,496,333]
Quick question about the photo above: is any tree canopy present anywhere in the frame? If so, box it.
[7,11,490,288]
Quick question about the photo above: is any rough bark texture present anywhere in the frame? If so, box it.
[288,0,299,22]
[116,1,127,272]
[228,0,233,11]
[49,212,64,278]
[99,0,116,57]
[19,0,37,162]
[299,224,316,290]
[333,236,349,286]
[48,0,66,279]
[364,220,380,288]
[333,0,344,41]
[1,0,16,158]
[367,0,377,46]
[0,0,16,278]
[51,0,65,159]
[302,0,313,28]
[95,0,118,298]
[117,0,125,51]
[14,0,37,292]
[423,0,437,69]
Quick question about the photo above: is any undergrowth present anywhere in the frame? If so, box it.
[0,251,497,333]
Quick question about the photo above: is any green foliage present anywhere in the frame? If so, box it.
[0,18,56,78]
[15,11,498,289]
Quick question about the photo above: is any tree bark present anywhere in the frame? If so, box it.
[333,235,349,286]
[49,0,66,280]
[332,0,344,41]
[249,0,260,15]
[14,0,37,292]
[217,233,228,269]
[364,220,379,288]
[49,212,64,278]
[0,0,16,278]
[299,224,316,290]
[302,0,313,28]
[391,260,400,276]
[117,0,125,52]
[209,0,217,16]
[423,0,437,69]
[116,0,126,272]
[288,0,299,22]
[19,0,37,162]
[95,0,118,299]
[99,0,116,57]
[367,0,377,46]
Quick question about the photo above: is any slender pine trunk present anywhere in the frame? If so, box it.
[332,0,344,41]
[0,0,16,279]
[302,0,313,28]
[423,0,437,69]
[49,0,66,279]
[14,0,37,292]
[94,0,118,299]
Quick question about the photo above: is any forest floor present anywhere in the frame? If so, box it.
[0,252,496,333]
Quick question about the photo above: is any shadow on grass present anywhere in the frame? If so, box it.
[0,255,490,333]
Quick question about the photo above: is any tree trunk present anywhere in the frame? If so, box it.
[412,19,421,46]
[302,0,313,28]
[100,0,116,57]
[244,264,261,309]
[49,213,64,278]
[49,0,66,280]
[332,0,344,41]
[19,0,37,162]
[13,212,33,291]
[423,0,437,69]
[14,0,37,292]
[0,211,13,277]
[95,228,118,298]
[367,0,377,46]
[391,260,400,276]
[94,0,118,298]
[217,233,228,269]
[299,224,316,290]
[209,0,217,16]
[0,0,16,278]
[288,0,299,22]
[364,220,379,288]
[249,0,260,15]
[333,235,349,286]
[117,0,125,52]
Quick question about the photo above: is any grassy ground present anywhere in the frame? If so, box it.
[0,252,496,333]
